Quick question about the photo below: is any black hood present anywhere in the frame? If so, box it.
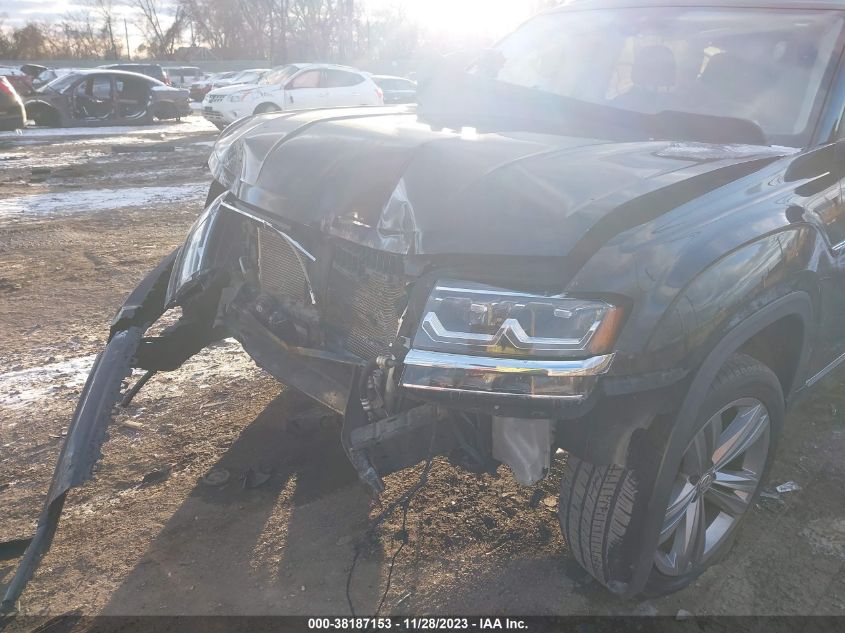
[211,107,793,258]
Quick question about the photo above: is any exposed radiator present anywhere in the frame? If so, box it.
[254,224,406,359]
[323,242,407,360]
[257,226,311,304]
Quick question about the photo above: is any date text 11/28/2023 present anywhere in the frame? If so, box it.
[307,618,529,630]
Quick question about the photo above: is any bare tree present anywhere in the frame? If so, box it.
[132,0,185,58]
[90,0,121,58]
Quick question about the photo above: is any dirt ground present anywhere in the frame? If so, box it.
[1,118,844,624]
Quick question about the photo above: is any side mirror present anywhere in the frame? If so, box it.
[785,142,837,182]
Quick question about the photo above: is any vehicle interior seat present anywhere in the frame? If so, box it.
[116,78,148,118]
[612,44,677,114]
[680,52,770,121]
[74,81,112,120]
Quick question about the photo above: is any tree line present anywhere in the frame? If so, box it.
[0,0,557,64]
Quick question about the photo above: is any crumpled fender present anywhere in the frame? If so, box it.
[1,252,177,614]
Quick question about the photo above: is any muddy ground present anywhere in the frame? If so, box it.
[0,118,844,625]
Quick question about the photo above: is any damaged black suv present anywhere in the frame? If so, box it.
[8,0,845,609]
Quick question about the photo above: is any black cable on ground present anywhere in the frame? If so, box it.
[346,424,438,617]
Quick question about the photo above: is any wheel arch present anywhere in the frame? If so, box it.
[253,101,281,114]
[25,100,62,126]
[151,100,178,119]
[624,290,813,596]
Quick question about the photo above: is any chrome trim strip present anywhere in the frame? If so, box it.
[806,350,845,388]
[402,382,586,402]
[435,284,566,299]
[401,349,615,377]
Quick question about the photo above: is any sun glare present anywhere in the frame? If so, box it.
[378,0,536,38]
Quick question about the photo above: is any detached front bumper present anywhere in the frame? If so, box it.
[1,253,178,614]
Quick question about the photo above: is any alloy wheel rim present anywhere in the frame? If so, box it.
[654,397,770,577]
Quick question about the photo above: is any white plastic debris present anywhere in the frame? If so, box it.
[776,481,802,493]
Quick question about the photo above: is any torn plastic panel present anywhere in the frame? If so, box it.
[2,247,234,613]
[2,253,179,613]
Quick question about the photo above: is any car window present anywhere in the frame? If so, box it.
[379,78,413,90]
[260,65,300,86]
[322,70,365,88]
[289,70,321,89]
[476,8,845,147]
[40,73,77,93]
[75,76,112,99]
[233,71,262,83]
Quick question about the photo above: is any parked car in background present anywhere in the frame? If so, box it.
[165,66,204,89]
[25,69,190,127]
[190,71,236,102]
[372,75,417,104]
[99,63,170,85]
[32,67,76,89]
[0,76,26,131]
[19,64,48,80]
[0,66,33,97]
[189,69,269,102]
[202,63,383,129]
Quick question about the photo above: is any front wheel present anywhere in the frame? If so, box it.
[558,353,783,596]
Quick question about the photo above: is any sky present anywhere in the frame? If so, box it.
[1,0,539,47]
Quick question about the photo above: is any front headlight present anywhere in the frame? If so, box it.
[228,90,255,102]
[413,281,622,358]
[401,281,623,405]
[165,193,225,305]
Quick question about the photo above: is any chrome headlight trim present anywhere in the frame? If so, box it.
[401,349,615,376]
[400,349,615,402]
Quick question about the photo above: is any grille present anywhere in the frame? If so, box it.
[322,243,406,359]
[254,224,406,360]
[257,226,311,304]
[208,94,225,103]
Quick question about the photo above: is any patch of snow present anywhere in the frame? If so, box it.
[0,116,216,140]
[0,183,207,219]
[0,339,262,414]
[0,354,97,409]
[0,149,107,169]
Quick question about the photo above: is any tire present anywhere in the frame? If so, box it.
[31,105,60,127]
[559,353,784,596]
[151,102,177,122]
[254,103,280,114]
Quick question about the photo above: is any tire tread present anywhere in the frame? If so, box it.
[558,353,781,593]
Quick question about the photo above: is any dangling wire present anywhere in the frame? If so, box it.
[346,422,438,616]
